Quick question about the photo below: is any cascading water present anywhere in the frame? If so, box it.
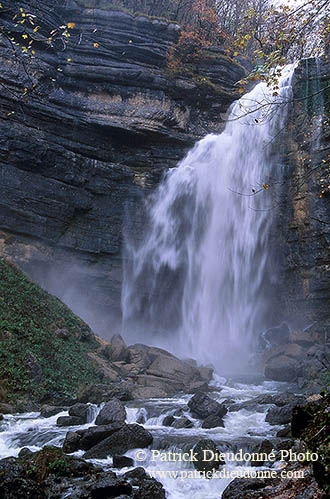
[122,65,296,372]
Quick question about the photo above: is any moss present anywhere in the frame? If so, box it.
[0,258,103,403]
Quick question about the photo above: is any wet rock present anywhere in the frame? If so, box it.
[40,405,67,418]
[162,415,175,426]
[95,399,126,425]
[277,425,292,438]
[193,439,225,473]
[89,475,132,498]
[171,416,194,429]
[77,422,124,451]
[18,448,33,459]
[188,392,227,419]
[63,431,82,454]
[264,355,300,382]
[69,403,93,423]
[222,477,280,498]
[0,414,3,421]
[265,404,294,425]
[133,478,166,498]
[201,414,225,429]
[83,424,153,459]
[56,415,84,427]
[113,455,134,468]
[124,467,148,482]
[229,392,305,412]
[251,439,274,466]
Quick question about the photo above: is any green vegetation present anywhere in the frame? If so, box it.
[0,258,102,403]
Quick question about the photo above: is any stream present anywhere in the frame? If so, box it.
[0,375,294,498]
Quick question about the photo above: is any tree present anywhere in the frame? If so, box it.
[231,0,330,90]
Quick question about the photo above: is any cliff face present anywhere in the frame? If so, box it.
[276,58,330,339]
[0,0,246,332]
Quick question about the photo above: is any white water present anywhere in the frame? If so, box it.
[0,378,287,499]
[122,65,295,371]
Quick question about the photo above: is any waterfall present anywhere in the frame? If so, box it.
[122,65,295,372]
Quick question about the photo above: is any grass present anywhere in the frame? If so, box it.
[0,258,103,403]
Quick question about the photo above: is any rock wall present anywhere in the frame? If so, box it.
[0,0,246,333]
[276,57,330,340]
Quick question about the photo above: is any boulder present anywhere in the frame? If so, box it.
[188,392,227,420]
[229,392,305,412]
[124,467,148,482]
[88,352,120,382]
[262,322,290,347]
[108,334,129,362]
[83,424,153,459]
[171,416,194,429]
[40,405,67,418]
[263,343,304,363]
[63,431,82,453]
[265,405,294,425]
[18,448,33,459]
[78,383,133,404]
[201,414,225,429]
[77,422,124,451]
[136,374,183,395]
[193,439,224,473]
[95,399,126,425]
[222,477,280,499]
[277,425,292,438]
[147,355,201,386]
[56,415,84,426]
[69,403,93,423]
[113,455,134,468]
[198,366,214,382]
[133,478,166,498]
[290,330,314,347]
[129,386,168,399]
[251,439,274,466]
[162,415,175,427]
[87,475,132,497]
[264,355,300,382]
[127,348,152,373]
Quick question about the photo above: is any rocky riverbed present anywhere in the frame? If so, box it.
[0,371,328,498]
